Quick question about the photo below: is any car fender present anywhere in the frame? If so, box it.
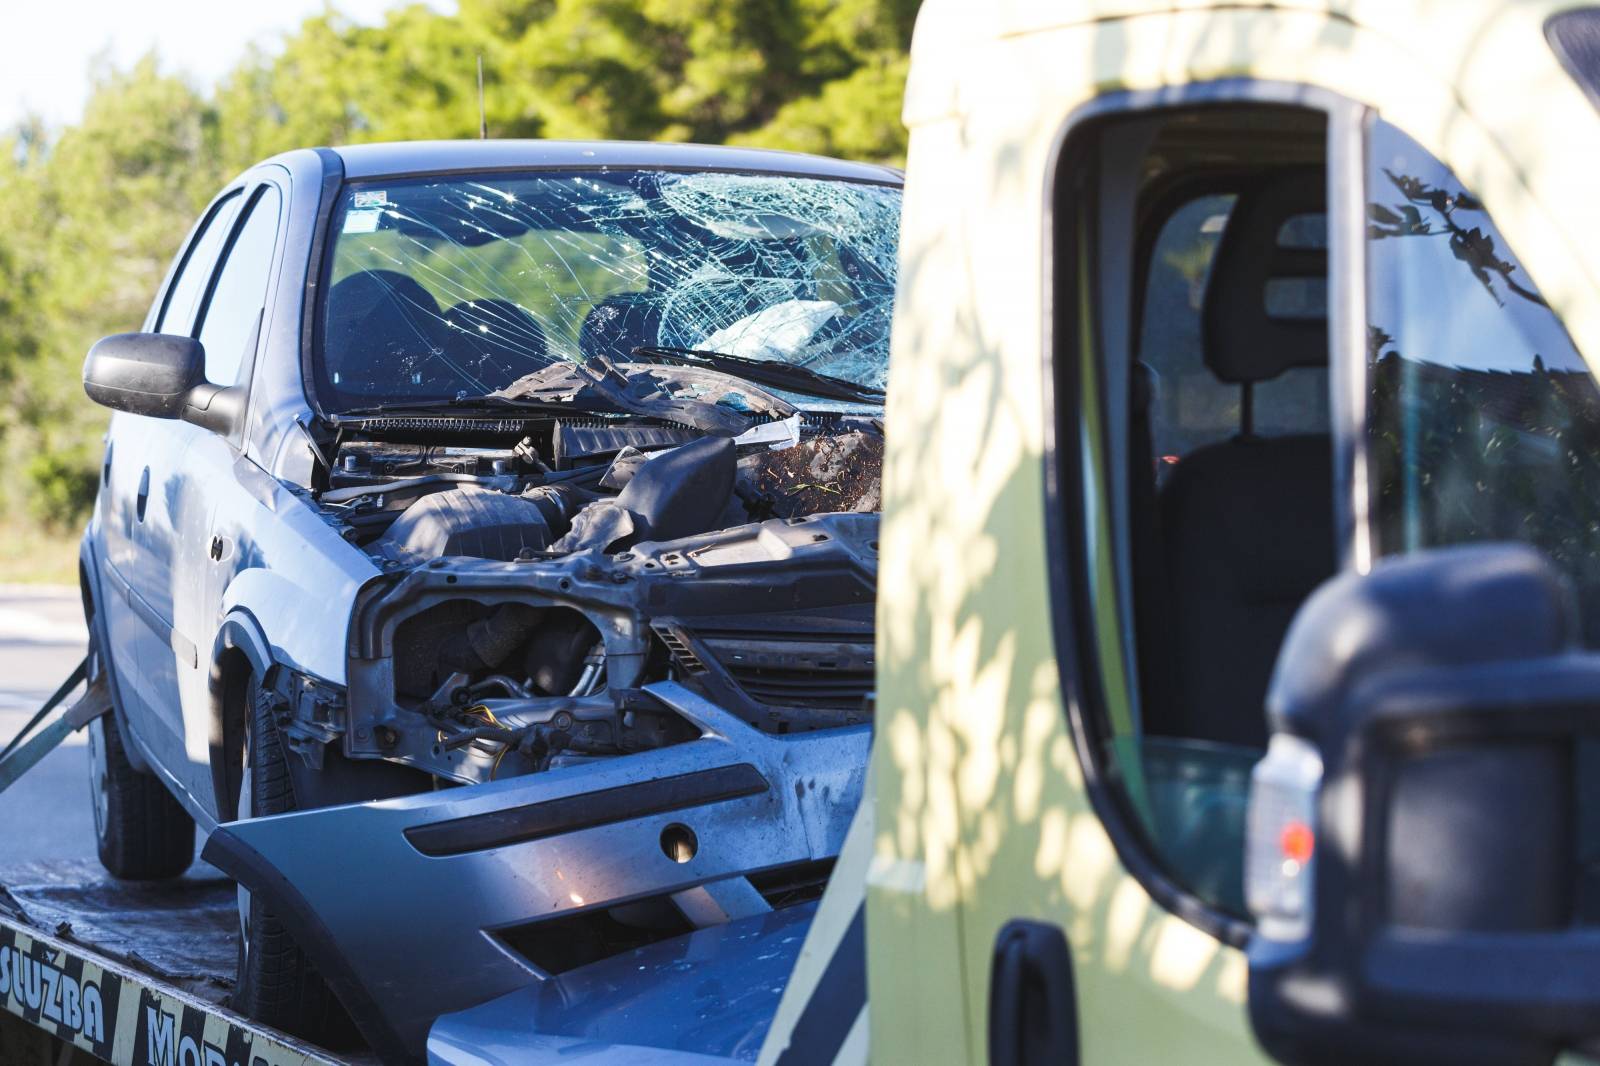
[206,609,273,822]
[217,559,366,686]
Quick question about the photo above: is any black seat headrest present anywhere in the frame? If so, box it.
[324,269,451,395]
[1202,169,1327,384]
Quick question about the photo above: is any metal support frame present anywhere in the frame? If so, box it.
[0,658,109,797]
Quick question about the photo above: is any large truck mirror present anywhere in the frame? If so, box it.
[1246,543,1600,1066]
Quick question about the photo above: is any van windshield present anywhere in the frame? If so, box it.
[316,169,901,411]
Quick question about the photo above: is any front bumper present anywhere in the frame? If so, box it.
[201,681,867,1065]
[425,901,816,1066]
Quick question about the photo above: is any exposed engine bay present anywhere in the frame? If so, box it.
[281,360,882,791]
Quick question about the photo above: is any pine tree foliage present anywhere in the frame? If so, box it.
[0,1,913,527]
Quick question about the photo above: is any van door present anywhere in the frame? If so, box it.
[961,91,1365,1065]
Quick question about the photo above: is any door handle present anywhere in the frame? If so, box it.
[989,919,1078,1066]
[135,467,150,523]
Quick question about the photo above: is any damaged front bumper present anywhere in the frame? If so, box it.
[201,681,868,1064]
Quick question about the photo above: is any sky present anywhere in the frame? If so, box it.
[0,0,446,129]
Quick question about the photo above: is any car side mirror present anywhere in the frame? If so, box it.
[1246,543,1600,1065]
[82,332,241,435]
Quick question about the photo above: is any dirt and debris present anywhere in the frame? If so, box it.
[739,430,883,519]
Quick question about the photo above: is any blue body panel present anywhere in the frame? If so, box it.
[426,902,817,1066]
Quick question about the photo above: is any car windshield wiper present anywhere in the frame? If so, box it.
[631,345,886,404]
[336,396,573,418]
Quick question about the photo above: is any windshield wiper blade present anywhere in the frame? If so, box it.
[631,345,885,404]
[336,396,570,418]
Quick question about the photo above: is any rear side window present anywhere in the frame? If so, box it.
[196,187,282,387]
[156,191,242,335]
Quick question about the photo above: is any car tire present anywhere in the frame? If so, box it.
[87,712,195,881]
[231,675,356,1047]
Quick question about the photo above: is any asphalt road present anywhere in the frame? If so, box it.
[0,584,98,883]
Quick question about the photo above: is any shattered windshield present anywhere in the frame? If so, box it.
[316,168,900,411]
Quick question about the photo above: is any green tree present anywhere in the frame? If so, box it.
[3,56,218,526]
[0,0,915,536]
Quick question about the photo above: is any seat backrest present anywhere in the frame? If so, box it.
[324,270,460,398]
[1149,170,1335,747]
[1156,434,1334,745]
[442,298,550,390]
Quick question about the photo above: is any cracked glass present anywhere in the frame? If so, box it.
[317,169,900,410]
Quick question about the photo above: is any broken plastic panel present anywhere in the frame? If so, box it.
[318,170,901,409]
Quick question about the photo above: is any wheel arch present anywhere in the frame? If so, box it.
[209,611,273,824]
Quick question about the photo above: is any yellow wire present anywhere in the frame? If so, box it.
[467,704,509,778]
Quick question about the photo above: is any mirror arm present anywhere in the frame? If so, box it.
[181,383,246,437]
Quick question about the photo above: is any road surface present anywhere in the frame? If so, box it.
[0,584,97,883]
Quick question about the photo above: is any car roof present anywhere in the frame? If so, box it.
[911,0,1570,40]
[328,139,903,184]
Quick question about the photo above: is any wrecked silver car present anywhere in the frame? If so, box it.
[76,141,898,1062]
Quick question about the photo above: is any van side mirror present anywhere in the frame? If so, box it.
[1246,543,1600,1065]
[82,333,241,435]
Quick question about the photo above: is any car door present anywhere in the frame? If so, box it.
[148,179,288,808]
[98,189,243,777]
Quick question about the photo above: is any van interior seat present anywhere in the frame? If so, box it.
[1148,169,1335,748]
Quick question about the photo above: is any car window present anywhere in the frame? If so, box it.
[317,169,900,409]
[155,191,243,335]
[196,186,282,387]
[1366,119,1600,643]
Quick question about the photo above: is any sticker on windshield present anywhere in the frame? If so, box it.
[352,189,390,209]
[343,209,382,234]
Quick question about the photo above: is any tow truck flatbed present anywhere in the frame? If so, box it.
[0,657,370,1066]
[0,867,369,1066]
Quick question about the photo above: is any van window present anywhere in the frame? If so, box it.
[1367,120,1600,642]
[1055,104,1334,920]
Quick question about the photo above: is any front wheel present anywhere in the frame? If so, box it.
[231,675,355,1046]
[87,712,194,881]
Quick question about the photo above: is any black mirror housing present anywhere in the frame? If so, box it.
[82,332,241,435]
[1249,544,1600,1066]
[83,332,206,418]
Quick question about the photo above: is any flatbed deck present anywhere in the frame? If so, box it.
[0,866,370,1065]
